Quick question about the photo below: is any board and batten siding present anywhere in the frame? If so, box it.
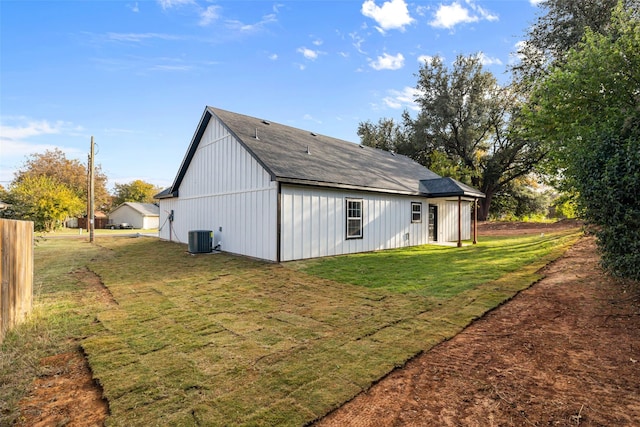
[429,199,472,242]
[158,117,278,261]
[280,185,429,261]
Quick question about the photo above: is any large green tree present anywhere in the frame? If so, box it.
[357,116,409,154]
[513,0,639,85]
[112,180,161,206]
[526,5,640,279]
[14,148,111,211]
[490,177,551,221]
[9,175,85,231]
[360,55,546,220]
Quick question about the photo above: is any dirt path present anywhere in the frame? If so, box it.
[315,236,640,426]
[17,224,640,426]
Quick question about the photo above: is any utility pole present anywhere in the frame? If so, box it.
[89,136,95,243]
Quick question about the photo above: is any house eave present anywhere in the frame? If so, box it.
[276,177,422,197]
[431,192,485,200]
[277,178,484,200]
[155,190,179,199]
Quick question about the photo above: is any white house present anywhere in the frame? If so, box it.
[108,202,159,229]
[156,107,485,262]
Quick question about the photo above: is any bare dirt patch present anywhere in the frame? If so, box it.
[71,267,118,307]
[16,350,108,427]
[15,268,113,427]
[316,235,640,426]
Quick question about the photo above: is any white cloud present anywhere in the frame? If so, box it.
[417,54,433,64]
[429,1,498,29]
[0,118,85,183]
[361,0,415,32]
[156,0,277,33]
[107,32,184,43]
[477,52,502,66]
[430,2,477,28]
[470,1,498,22]
[199,5,220,26]
[369,52,405,70]
[529,0,544,5]
[312,38,323,46]
[415,5,429,17]
[350,32,366,54]
[91,55,210,74]
[150,64,193,71]
[382,86,420,110]
[1,118,71,140]
[268,53,278,61]
[127,2,139,13]
[157,0,194,10]
[297,47,320,60]
[226,13,277,33]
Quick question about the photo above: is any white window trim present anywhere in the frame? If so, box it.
[346,198,363,240]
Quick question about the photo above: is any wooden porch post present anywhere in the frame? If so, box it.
[473,198,478,245]
[457,195,462,247]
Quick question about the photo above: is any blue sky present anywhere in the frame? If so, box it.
[1,0,543,190]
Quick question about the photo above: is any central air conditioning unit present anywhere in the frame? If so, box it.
[188,230,212,254]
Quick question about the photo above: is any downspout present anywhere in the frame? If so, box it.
[457,195,462,248]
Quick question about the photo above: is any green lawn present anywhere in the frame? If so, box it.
[1,229,581,426]
[288,233,576,297]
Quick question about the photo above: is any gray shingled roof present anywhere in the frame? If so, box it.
[113,202,159,216]
[157,106,484,199]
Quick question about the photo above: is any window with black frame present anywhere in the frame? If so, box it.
[411,202,422,223]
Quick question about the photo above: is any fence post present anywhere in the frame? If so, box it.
[0,219,34,343]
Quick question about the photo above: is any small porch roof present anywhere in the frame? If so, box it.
[420,177,485,199]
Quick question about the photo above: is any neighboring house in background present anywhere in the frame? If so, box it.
[156,106,485,262]
[108,202,159,229]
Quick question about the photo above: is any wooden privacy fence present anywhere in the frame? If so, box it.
[0,219,34,343]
